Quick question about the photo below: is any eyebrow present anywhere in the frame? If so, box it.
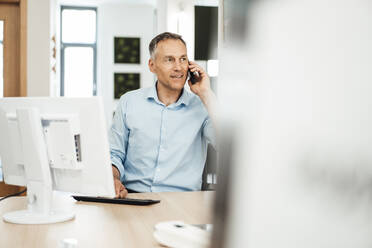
[163,54,188,58]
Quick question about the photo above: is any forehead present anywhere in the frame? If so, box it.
[155,39,187,57]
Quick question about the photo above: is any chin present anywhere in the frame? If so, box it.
[170,85,184,92]
[170,80,186,90]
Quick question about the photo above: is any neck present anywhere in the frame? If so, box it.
[156,82,183,106]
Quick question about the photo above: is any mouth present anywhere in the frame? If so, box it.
[170,74,184,80]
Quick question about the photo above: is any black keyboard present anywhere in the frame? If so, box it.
[72,195,161,206]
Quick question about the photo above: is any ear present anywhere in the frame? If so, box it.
[148,58,156,73]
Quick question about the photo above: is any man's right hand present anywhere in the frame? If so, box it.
[112,165,128,198]
[114,178,128,198]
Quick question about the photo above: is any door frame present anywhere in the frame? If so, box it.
[0,0,27,96]
[0,0,27,196]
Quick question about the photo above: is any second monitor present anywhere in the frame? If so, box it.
[0,97,115,224]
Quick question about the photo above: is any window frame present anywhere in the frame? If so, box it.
[0,21,3,175]
[60,6,97,96]
[0,20,3,44]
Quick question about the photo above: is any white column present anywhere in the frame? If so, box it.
[27,0,55,96]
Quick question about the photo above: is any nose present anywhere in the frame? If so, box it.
[173,61,182,71]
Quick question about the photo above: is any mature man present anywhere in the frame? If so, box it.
[109,32,217,198]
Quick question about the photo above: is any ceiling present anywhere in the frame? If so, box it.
[58,0,219,7]
[58,0,156,7]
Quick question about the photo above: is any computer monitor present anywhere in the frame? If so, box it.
[0,97,115,224]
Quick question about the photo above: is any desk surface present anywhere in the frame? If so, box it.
[0,191,214,247]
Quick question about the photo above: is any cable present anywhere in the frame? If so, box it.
[0,188,27,202]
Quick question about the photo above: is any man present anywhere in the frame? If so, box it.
[109,32,217,198]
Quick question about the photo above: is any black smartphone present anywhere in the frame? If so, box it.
[188,69,200,84]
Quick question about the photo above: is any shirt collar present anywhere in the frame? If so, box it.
[145,82,191,107]
[145,83,160,103]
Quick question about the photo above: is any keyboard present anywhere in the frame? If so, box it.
[72,195,161,206]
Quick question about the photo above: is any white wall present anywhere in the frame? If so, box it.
[26,0,199,127]
[98,3,155,126]
[27,0,55,96]
[156,0,194,60]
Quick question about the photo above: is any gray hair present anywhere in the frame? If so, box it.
[149,32,187,59]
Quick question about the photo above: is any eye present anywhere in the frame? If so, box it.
[180,57,187,62]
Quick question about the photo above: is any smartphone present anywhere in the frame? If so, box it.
[188,69,200,84]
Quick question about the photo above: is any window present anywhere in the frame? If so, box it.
[61,6,97,96]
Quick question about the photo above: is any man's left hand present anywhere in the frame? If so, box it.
[187,61,219,139]
[188,61,212,98]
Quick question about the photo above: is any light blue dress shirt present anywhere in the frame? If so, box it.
[109,83,215,192]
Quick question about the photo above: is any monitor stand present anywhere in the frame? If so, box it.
[3,179,75,225]
[2,108,75,224]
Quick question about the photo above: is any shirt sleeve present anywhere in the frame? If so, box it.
[202,117,217,150]
[108,95,130,181]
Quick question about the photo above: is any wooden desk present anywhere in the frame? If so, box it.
[0,191,214,247]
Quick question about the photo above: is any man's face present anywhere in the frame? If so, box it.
[148,39,189,92]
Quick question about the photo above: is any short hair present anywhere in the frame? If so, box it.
[149,32,187,59]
